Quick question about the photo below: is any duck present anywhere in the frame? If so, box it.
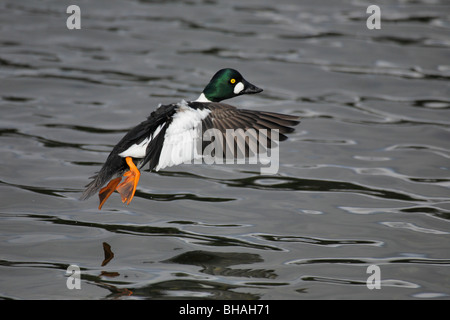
[80,68,299,209]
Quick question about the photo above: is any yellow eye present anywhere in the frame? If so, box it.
[230,78,236,84]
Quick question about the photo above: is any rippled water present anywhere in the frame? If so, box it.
[1,0,449,300]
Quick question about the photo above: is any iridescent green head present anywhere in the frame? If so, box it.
[198,68,263,102]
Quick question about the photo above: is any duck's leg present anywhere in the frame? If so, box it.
[97,157,140,210]
[116,157,141,205]
[98,177,122,210]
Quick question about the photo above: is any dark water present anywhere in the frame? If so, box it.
[1,0,449,300]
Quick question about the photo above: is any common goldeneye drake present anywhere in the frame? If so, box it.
[81,68,299,209]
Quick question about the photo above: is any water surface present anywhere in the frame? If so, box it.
[0,0,449,299]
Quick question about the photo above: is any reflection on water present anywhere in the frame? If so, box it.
[165,250,277,279]
[101,242,114,267]
[0,0,449,299]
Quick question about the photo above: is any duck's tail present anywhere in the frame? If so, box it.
[79,154,125,201]
[80,170,115,201]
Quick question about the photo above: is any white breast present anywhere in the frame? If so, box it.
[155,100,211,171]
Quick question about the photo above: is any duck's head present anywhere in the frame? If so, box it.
[197,68,263,103]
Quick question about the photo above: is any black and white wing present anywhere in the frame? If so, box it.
[152,101,299,171]
[191,101,300,160]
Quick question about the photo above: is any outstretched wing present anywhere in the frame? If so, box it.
[152,101,299,171]
[191,101,300,160]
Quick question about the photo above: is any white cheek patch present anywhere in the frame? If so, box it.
[233,82,244,94]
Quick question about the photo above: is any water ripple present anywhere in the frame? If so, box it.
[164,250,277,279]
[300,275,419,289]
[380,221,449,234]
[27,214,283,252]
[178,47,450,82]
[252,233,383,247]
[0,128,104,152]
[157,171,448,204]
[340,205,450,220]
[287,256,450,266]
[218,175,437,203]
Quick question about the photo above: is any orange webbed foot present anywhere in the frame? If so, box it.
[98,177,122,210]
[97,157,141,210]
[116,157,141,206]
